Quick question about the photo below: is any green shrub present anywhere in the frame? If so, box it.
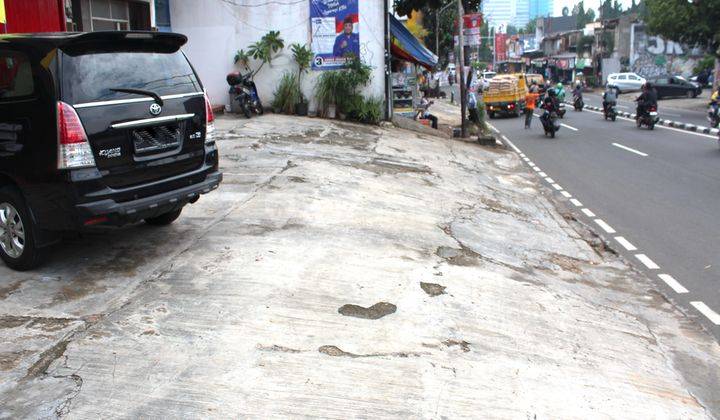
[314,56,375,119]
[272,72,300,114]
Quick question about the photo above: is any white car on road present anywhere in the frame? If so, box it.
[606,72,646,93]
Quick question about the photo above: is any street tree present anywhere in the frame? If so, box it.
[645,0,720,58]
[393,0,479,17]
[524,19,537,35]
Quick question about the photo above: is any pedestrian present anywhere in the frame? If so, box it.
[524,84,539,129]
[419,91,438,129]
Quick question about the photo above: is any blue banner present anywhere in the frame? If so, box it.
[310,0,359,70]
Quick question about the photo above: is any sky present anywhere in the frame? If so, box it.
[553,0,634,17]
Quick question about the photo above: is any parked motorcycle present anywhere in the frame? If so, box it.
[541,110,561,138]
[573,94,584,111]
[603,102,617,121]
[708,102,719,128]
[226,72,263,118]
[636,105,658,130]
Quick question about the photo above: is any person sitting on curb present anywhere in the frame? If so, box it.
[418,91,438,129]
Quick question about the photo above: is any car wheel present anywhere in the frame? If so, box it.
[145,208,183,226]
[0,187,42,271]
[687,90,694,99]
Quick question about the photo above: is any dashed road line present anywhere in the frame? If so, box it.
[545,177,555,183]
[538,171,547,177]
[560,191,572,198]
[569,198,583,207]
[614,236,637,251]
[551,183,563,191]
[635,254,660,270]
[658,274,689,294]
[594,218,616,234]
[581,208,596,217]
[612,142,648,157]
[561,123,579,131]
[690,301,720,325]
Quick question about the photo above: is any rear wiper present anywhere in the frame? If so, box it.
[109,88,163,106]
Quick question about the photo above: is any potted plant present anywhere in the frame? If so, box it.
[291,43,313,116]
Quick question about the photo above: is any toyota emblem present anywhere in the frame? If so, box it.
[149,103,162,116]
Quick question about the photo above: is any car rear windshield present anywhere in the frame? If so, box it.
[61,50,200,105]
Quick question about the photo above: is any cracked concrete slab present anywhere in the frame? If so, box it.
[0,114,718,418]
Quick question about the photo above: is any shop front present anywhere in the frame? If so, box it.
[389,14,438,119]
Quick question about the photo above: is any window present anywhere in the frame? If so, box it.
[618,75,627,80]
[0,52,34,100]
[61,50,200,104]
[628,75,638,80]
[88,0,130,31]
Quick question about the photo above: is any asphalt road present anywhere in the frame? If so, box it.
[488,106,720,340]
[582,92,712,128]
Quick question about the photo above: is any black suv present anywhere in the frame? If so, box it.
[0,32,222,270]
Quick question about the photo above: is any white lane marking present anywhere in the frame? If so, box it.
[489,124,500,133]
[551,183,563,191]
[527,161,535,166]
[614,236,637,251]
[594,218,616,233]
[532,167,541,172]
[538,171,547,177]
[635,254,660,269]
[523,157,530,162]
[690,301,720,325]
[658,274,689,294]
[581,107,718,139]
[560,191,572,198]
[612,142,648,157]
[570,198,583,207]
[561,123,579,131]
[616,105,628,109]
[581,208,596,217]
[545,177,555,183]
[502,135,521,153]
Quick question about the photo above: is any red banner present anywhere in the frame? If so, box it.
[495,33,508,62]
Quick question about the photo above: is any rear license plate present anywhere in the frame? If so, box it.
[132,124,181,154]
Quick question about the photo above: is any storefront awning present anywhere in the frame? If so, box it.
[389,14,438,71]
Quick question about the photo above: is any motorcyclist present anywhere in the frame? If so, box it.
[554,82,566,102]
[602,85,617,114]
[709,88,720,126]
[572,82,583,104]
[636,82,657,118]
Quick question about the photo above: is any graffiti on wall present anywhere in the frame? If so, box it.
[630,24,702,78]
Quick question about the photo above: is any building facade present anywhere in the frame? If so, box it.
[529,0,553,19]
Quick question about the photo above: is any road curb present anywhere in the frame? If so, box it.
[564,100,718,136]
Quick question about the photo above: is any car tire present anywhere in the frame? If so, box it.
[145,208,183,226]
[687,90,694,99]
[0,187,42,271]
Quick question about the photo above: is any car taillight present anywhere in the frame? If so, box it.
[57,101,96,170]
[204,92,215,145]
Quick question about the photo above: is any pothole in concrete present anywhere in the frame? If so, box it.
[420,282,446,297]
[338,302,397,320]
[443,339,471,352]
[287,176,307,183]
[436,246,482,266]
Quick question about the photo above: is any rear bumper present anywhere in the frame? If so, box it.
[75,171,222,225]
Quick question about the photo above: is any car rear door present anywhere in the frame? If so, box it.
[60,36,207,190]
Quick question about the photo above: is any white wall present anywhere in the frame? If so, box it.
[170,0,387,111]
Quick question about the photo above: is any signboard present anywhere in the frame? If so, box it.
[310,0,360,70]
[0,0,5,25]
[494,33,508,61]
[462,13,482,47]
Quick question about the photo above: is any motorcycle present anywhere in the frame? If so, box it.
[573,94,584,111]
[636,104,659,130]
[541,109,561,138]
[603,102,617,121]
[708,102,719,128]
[226,72,263,118]
[557,102,566,119]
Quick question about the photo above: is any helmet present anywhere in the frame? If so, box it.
[548,88,557,97]
[556,83,563,89]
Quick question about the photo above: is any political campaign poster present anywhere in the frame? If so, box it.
[310,0,360,70]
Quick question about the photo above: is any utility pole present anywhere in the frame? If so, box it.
[457,0,466,138]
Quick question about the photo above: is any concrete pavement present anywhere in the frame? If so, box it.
[1,114,719,418]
